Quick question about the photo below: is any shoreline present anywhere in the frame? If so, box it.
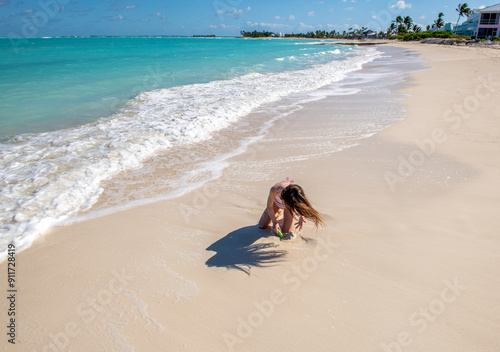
[60,45,414,238]
[0,39,377,259]
[1,43,499,351]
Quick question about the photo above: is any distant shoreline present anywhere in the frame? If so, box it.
[0,35,338,39]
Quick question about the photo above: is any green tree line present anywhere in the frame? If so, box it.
[240,3,477,41]
[386,3,475,40]
[241,28,386,39]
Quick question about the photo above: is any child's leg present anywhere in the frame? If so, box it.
[281,208,295,233]
[258,203,281,229]
[258,209,271,229]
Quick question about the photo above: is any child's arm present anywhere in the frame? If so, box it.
[266,184,281,234]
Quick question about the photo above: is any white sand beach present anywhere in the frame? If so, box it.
[1,42,499,351]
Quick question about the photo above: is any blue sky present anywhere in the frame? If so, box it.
[0,0,493,37]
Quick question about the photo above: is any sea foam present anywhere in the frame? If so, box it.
[0,46,381,259]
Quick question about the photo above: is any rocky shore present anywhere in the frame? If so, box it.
[419,38,500,47]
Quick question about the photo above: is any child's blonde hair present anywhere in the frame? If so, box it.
[280,184,325,228]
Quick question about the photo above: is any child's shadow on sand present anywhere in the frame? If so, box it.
[205,225,287,275]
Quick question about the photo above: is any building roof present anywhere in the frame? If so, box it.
[457,12,479,27]
[465,12,480,22]
[479,3,500,12]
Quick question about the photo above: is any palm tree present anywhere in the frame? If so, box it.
[393,16,404,35]
[404,16,413,31]
[413,24,422,33]
[456,3,472,28]
[388,22,397,36]
[398,24,408,35]
[433,12,445,29]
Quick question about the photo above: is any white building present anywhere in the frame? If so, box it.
[429,22,454,32]
[454,10,480,37]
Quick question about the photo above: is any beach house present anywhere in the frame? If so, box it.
[454,10,480,37]
[362,30,377,39]
[476,3,500,39]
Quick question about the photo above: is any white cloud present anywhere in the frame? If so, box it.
[232,6,251,17]
[125,5,135,10]
[308,11,315,17]
[329,8,334,13]
[479,5,486,9]
[372,15,377,19]
[218,6,251,18]
[345,7,354,11]
[289,14,295,20]
[298,22,315,31]
[419,15,426,19]
[391,1,412,9]
[209,25,217,29]
[275,15,281,20]
[221,24,238,29]
[245,21,293,31]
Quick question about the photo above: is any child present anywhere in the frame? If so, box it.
[258,177,325,236]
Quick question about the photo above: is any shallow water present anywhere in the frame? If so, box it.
[0,38,421,259]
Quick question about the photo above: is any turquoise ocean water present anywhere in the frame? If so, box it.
[1,37,361,137]
[0,37,385,257]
